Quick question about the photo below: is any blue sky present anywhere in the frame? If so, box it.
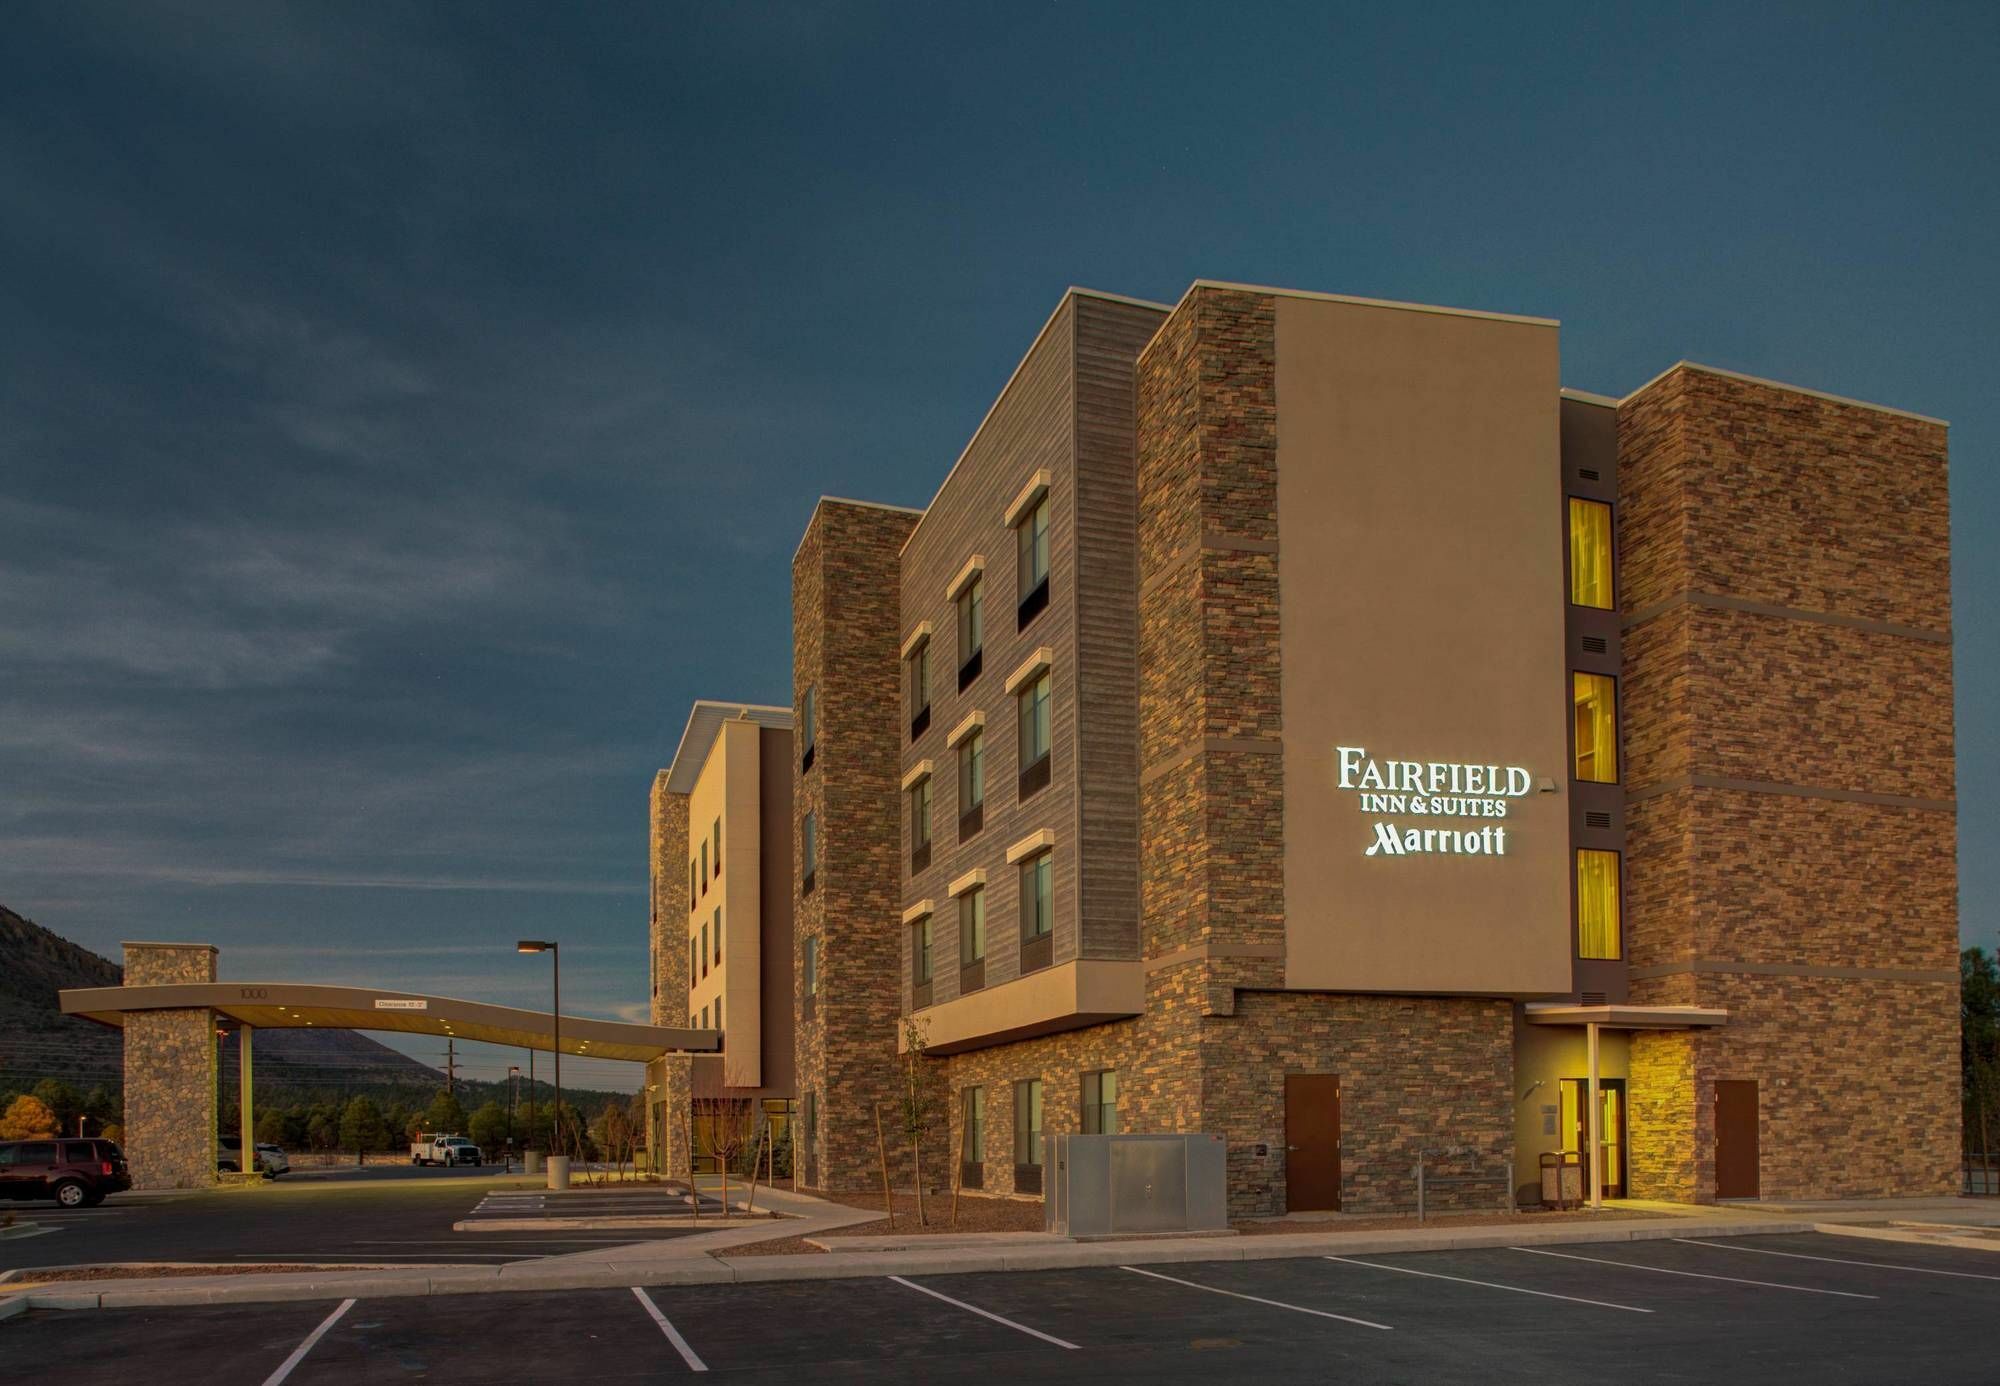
[4,2,1994,1088]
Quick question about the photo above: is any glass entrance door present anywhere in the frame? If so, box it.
[1561,1078,1626,1198]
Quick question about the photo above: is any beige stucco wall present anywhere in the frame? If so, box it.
[687,717,764,1087]
[1276,296,1571,996]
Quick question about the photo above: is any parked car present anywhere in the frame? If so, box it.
[410,1134,483,1167]
[0,1137,131,1208]
[218,1136,289,1177]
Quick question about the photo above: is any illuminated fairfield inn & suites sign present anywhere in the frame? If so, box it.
[1335,745,1536,858]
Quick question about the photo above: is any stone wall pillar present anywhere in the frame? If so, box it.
[122,942,219,1190]
[645,1053,693,1182]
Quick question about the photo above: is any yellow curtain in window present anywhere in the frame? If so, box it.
[1572,673,1618,783]
[1577,849,1621,960]
[1568,498,1614,609]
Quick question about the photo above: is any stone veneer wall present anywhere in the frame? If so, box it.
[1619,365,1959,1201]
[793,498,929,1191]
[646,775,692,1177]
[122,943,219,1190]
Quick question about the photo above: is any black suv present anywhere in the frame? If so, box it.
[0,1137,131,1207]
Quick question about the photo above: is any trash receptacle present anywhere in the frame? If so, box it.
[1539,1151,1582,1209]
[524,1149,544,1175]
[546,1155,571,1190]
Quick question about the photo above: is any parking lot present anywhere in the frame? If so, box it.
[0,1172,708,1271]
[6,1232,1998,1382]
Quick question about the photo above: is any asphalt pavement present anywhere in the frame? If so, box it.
[0,1170,706,1270]
[5,1232,1997,1383]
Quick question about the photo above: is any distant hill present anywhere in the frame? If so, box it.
[0,904,444,1093]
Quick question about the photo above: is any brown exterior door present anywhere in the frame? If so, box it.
[1714,1080,1760,1199]
[1285,1073,1341,1211]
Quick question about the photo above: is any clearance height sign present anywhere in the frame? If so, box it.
[1335,746,1536,857]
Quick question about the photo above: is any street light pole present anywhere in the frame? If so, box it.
[517,940,561,1161]
[507,1064,520,1172]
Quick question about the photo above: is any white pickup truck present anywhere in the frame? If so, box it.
[410,1133,483,1167]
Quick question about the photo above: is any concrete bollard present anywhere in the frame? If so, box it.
[546,1155,571,1190]
[524,1150,543,1175]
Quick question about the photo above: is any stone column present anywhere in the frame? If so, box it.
[122,942,219,1190]
[647,1053,694,1182]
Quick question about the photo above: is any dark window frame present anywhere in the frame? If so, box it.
[1017,672,1051,800]
[907,638,932,741]
[1012,1077,1044,1193]
[800,685,817,773]
[957,574,984,690]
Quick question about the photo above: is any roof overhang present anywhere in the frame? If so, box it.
[1523,1002,1728,1031]
[60,983,720,1064]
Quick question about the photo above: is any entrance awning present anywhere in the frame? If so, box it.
[60,982,719,1063]
[1523,1002,1727,1030]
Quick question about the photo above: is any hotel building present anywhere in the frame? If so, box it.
[669,281,1958,1213]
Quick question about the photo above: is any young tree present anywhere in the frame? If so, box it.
[339,1096,389,1164]
[899,1017,944,1225]
[0,1094,57,1140]
[692,1061,753,1217]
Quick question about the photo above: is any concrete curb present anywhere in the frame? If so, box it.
[0,1294,25,1324]
[1815,1222,2000,1253]
[13,1216,1812,1311]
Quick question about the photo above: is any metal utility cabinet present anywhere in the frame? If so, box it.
[1044,1133,1228,1238]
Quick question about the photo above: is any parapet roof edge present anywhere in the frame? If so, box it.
[1621,360,1947,427]
[665,699,794,795]
[1559,387,1620,408]
[1169,279,1560,329]
[791,495,926,566]
[897,287,1173,556]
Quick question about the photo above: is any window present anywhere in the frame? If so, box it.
[1020,851,1052,941]
[803,935,820,1009]
[714,995,721,1030]
[1082,1070,1118,1135]
[1577,849,1622,960]
[910,774,932,873]
[713,817,722,875]
[1573,673,1619,784]
[689,940,697,988]
[801,685,817,772]
[802,810,817,893]
[701,921,709,978]
[959,886,986,966]
[713,907,722,964]
[689,859,696,909]
[1013,1077,1044,1184]
[1017,495,1050,628]
[912,914,933,1009]
[957,730,985,839]
[701,1004,709,1028]
[961,1086,985,1188]
[907,639,931,739]
[701,839,709,893]
[957,575,984,689]
[1568,498,1615,609]
[1017,672,1051,798]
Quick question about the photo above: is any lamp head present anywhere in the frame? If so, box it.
[516,940,554,954]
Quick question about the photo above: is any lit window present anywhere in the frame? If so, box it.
[1082,1070,1118,1135]
[1021,852,1052,940]
[1573,673,1619,784]
[1577,849,1621,960]
[1568,498,1614,609]
[1013,1078,1043,1167]
[959,886,986,965]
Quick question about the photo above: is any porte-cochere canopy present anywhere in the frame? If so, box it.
[61,982,719,1063]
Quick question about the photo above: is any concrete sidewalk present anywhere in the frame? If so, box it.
[1,1195,1815,1312]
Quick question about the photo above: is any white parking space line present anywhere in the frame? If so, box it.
[889,1275,1081,1349]
[260,1297,355,1386]
[632,1286,708,1371]
[1675,1238,2000,1282]
[230,1252,534,1261]
[1121,1264,1393,1331]
[1324,1255,1652,1313]
[1510,1246,1878,1299]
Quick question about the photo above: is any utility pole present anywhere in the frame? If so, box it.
[440,1038,458,1095]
